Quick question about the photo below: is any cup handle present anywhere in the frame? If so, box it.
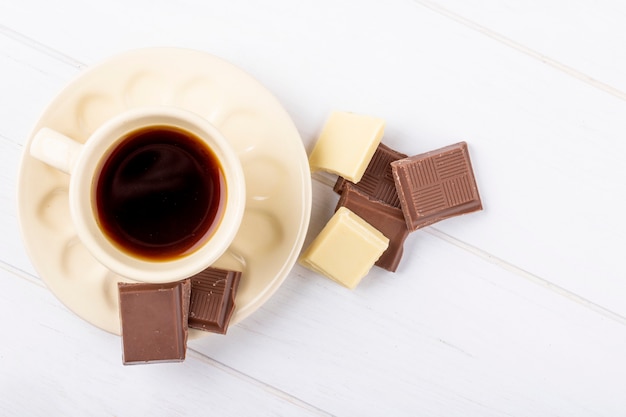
[30,128,84,175]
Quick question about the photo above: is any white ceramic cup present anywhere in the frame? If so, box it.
[30,106,246,283]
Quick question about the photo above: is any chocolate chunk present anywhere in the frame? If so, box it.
[337,184,409,272]
[188,267,242,334]
[118,280,191,365]
[334,143,407,208]
[391,142,482,231]
[299,207,388,289]
[309,111,385,182]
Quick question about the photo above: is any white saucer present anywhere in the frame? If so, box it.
[17,48,312,338]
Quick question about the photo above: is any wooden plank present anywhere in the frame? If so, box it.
[3,182,625,416]
[415,0,626,96]
[0,30,78,141]
[0,268,331,417]
[0,36,79,277]
[191,187,626,416]
[1,1,626,416]
[1,0,625,315]
[0,139,34,277]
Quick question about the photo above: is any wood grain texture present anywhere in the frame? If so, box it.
[415,0,626,97]
[0,271,329,416]
[3,0,624,318]
[1,0,626,415]
[191,184,626,416]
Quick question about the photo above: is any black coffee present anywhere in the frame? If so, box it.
[95,126,225,260]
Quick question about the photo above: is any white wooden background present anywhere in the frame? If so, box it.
[2,0,626,415]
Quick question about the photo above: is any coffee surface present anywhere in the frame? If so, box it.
[96,126,224,260]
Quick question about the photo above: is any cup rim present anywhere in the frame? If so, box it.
[69,106,246,283]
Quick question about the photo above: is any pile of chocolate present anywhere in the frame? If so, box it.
[117,267,240,365]
[115,111,482,365]
[299,111,482,288]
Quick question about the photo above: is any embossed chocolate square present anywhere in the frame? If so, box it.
[334,143,407,209]
[188,267,242,334]
[391,142,482,231]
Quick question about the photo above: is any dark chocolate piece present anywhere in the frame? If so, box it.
[334,143,407,208]
[118,279,191,365]
[336,184,409,272]
[391,142,482,231]
[188,267,241,334]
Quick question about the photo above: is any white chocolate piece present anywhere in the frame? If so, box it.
[309,112,385,183]
[299,207,389,289]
